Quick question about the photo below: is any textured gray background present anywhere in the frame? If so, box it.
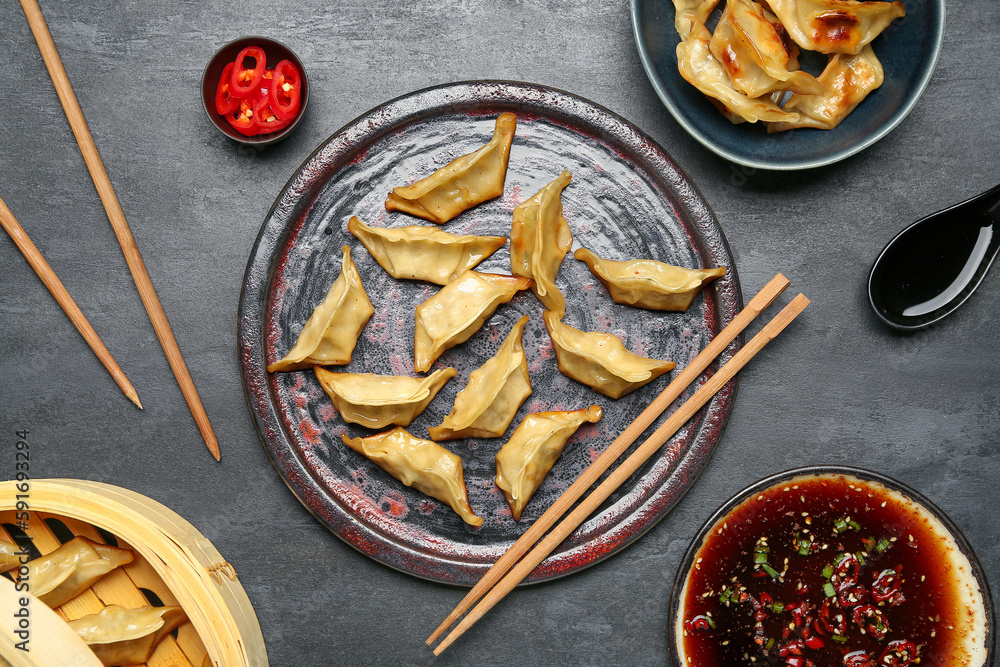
[1,1,997,665]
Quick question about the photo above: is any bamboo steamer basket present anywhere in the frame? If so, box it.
[0,479,267,667]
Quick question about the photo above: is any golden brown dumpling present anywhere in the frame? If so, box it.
[342,427,482,526]
[67,605,187,667]
[495,405,603,521]
[347,216,506,285]
[574,247,726,312]
[385,113,517,224]
[510,170,573,317]
[314,366,457,429]
[543,311,675,399]
[761,0,905,55]
[672,0,722,38]
[676,18,800,124]
[20,537,133,608]
[429,316,532,441]
[0,538,20,571]
[767,45,884,131]
[710,0,822,98]
[268,246,374,372]
[414,271,533,373]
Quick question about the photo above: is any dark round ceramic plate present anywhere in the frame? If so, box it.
[631,0,945,170]
[238,81,743,585]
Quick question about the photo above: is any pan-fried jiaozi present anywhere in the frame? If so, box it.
[762,0,905,55]
[672,0,721,38]
[342,427,483,526]
[543,311,675,399]
[347,216,506,285]
[414,270,532,373]
[67,605,187,667]
[510,170,573,317]
[429,316,532,441]
[268,246,374,372]
[385,113,517,224]
[677,19,800,124]
[495,405,603,521]
[20,536,133,608]
[710,0,821,98]
[574,247,726,312]
[767,45,884,131]
[314,366,457,429]
[671,0,903,131]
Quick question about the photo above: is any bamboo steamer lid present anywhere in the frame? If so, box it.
[0,479,267,667]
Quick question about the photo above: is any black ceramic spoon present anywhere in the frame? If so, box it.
[868,184,1000,330]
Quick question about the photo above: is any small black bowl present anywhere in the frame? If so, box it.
[668,466,994,666]
[201,36,309,146]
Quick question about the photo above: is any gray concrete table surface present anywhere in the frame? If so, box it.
[1,1,997,665]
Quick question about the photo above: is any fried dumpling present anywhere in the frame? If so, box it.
[543,311,676,399]
[495,405,603,521]
[385,113,517,224]
[414,270,533,373]
[347,216,506,285]
[429,316,532,441]
[0,538,21,571]
[574,247,726,312]
[762,0,905,54]
[767,45,883,131]
[314,366,457,429]
[677,18,800,124]
[67,605,187,667]
[342,427,482,526]
[672,0,722,38]
[20,537,133,608]
[510,170,573,317]
[710,0,822,98]
[268,246,374,372]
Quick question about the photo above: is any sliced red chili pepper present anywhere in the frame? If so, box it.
[878,639,917,666]
[837,584,870,607]
[843,651,875,667]
[832,552,860,589]
[818,598,848,636]
[215,62,239,115]
[872,568,903,604]
[685,615,714,632]
[252,95,292,135]
[226,98,258,136]
[804,636,825,650]
[230,46,266,98]
[778,639,805,657]
[269,59,302,121]
[851,604,889,639]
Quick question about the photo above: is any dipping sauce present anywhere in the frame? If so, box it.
[674,472,989,666]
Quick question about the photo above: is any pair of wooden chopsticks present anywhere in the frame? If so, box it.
[427,273,809,654]
[15,0,219,459]
[0,197,142,409]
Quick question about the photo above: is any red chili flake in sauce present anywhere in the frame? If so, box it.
[678,475,979,666]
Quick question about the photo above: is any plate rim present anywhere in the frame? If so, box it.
[629,0,947,171]
[237,79,744,585]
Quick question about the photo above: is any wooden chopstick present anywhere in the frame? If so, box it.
[0,196,142,409]
[432,292,810,654]
[427,273,790,646]
[19,0,220,460]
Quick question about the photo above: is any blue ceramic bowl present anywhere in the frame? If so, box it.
[630,0,945,170]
